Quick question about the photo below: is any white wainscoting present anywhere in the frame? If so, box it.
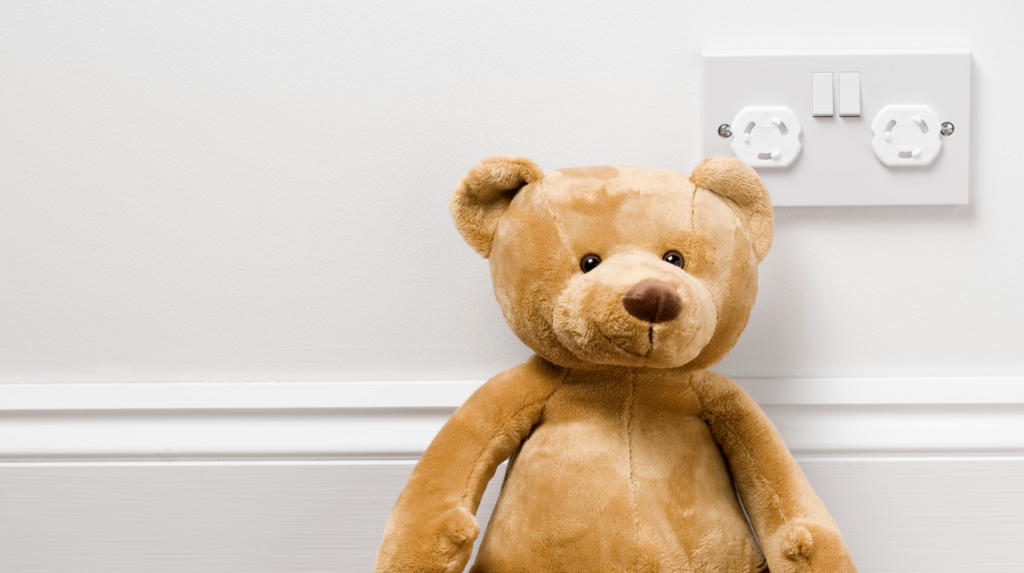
[1,378,1023,572]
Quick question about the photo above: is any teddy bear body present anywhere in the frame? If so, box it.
[473,367,763,572]
[375,158,856,573]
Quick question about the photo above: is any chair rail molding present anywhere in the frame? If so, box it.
[1,377,1022,462]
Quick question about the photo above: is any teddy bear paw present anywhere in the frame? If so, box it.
[771,519,857,573]
[374,507,479,573]
[429,506,480,560]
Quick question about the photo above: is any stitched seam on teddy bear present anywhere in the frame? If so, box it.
[537,179,573,261]
[624,370,643,573]
[688,179,698,258]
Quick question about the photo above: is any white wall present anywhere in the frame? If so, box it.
[1,1,1022,384]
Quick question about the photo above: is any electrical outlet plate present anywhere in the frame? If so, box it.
[702,51,971,206]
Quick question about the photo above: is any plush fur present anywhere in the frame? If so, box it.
[376,156,856,573]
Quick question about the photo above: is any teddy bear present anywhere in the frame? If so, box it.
[374,155,857,573]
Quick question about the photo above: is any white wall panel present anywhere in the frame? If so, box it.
[1,0,1023,382]
[2,458,1022,572]
[800,457,1024,573]
[0,462,422,572]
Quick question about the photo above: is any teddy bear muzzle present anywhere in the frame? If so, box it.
[622,280,682,324]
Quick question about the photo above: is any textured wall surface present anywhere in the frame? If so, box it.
[2,458,1023,572]
[1,0,1021,383]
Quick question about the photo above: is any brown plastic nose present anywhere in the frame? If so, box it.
[622,280,682,324]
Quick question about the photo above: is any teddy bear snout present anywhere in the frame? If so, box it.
[622,280,682,324]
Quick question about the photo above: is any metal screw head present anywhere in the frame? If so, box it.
[718,124,732,138]
[940,122,955,136]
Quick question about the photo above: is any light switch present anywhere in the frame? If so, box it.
[812,72,833,116]
[839,72,861,116]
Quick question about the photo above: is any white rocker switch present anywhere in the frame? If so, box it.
[812,72,833,117]
[839,72,861,116]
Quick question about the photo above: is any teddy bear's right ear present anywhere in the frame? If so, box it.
[450,155,544,258]
[689,156,774,263]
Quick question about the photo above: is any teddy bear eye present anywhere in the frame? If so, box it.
[580,254,602,273]
[663,251,684,268]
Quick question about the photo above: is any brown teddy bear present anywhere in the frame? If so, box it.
[375,156,857,573]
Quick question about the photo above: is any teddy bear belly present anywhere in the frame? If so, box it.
[470,412,765,573]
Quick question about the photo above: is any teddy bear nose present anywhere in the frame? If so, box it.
[622,280,682,324]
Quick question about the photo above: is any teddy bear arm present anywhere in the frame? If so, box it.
[690,370,857,573]
[374,356,561,573]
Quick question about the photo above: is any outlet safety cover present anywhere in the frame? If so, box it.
[729,107,803,168]
[870,105,942,166]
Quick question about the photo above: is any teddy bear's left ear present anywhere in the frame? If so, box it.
[689,156,774,263]
[450,155,544,258]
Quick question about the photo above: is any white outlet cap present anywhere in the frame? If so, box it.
[870,105,943,167]
[729,106,802,168]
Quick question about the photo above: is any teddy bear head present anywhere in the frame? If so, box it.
[451,155,773,372]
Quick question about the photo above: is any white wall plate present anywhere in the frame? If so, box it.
[702,51,971,206]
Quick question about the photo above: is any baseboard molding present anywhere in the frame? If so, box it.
[2,379,1023,572]
[1,377,1022,462]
